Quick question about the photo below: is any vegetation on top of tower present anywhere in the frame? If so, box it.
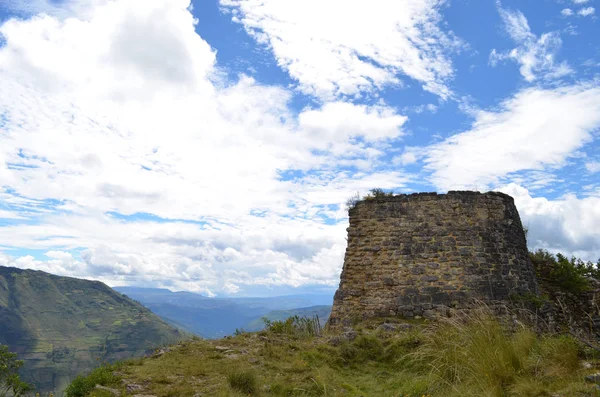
[345,188,395,211]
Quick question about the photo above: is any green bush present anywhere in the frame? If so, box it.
[64,365,119,397]
[352,334,384,361]
[262,315,322,337]
[364,188,394,200]
[530,249,600,293]
[227,370,258,395]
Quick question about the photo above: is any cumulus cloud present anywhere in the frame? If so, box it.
[220,0,463,100]
[578,7,595,16]
[490,7,572,81]
[0,211,349,294]
[425,83,600,190]
[499,184,600,262]
[394,152,418,166]
[586,161,600,173]
[298,102,407,158]
[561,8,574,16]
[0,0,413,293]
[1,0,598,294]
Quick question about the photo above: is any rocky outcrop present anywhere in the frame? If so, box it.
[329,191,538,327]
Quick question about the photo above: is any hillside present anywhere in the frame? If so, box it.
[66,310,600,397]
[115,287,333,338]
[0,266,185,394]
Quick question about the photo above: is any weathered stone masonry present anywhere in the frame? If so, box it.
[329,191,538,326]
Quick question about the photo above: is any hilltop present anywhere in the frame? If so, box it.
[0,266,185,394]
[65,308,600,397]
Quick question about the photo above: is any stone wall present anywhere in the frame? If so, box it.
[329,191,538,327]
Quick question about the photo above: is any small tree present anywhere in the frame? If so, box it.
[0,345,33,397]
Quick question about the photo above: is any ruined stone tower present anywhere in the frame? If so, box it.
[328,191,538,326]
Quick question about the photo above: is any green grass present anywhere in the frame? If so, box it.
[66,308,600,397]
[65,364,121,397]
[228,370,258,394]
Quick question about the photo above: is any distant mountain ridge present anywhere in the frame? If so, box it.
[115,286,333,338]
[0,266,184,394]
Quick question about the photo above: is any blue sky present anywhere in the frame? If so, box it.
[0,0,598,297]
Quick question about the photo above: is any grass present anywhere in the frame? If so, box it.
[67,311,600,397]
[64,363,122,397]
[228,370,258,394]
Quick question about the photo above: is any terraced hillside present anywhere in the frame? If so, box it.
[0,266,185,394]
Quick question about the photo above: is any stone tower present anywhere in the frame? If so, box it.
[328,191,537,326]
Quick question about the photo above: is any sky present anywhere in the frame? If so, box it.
[0,0,598,297]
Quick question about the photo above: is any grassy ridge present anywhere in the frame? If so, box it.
[70,310,600,397]
[0,266,185,394]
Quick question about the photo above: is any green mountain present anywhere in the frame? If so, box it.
[0,266,185,394]
[243,305,331,332]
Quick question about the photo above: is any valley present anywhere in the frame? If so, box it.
[115,287,333,338]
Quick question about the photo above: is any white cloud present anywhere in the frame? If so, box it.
[490,7,572,81]
[561,8,574,16]
[499,183,600,262]
[573,0,589,4]
[298,102,407,158]
[425,83,600,190]
[578,7,595,16]
[223,282,241,294]
[392,149,422,166]
[0,211,349,293]
[0,209,26,219]
[586,161,600,173]
[220,0,463,100]
[0,0,413,293]
[0,0,106,18]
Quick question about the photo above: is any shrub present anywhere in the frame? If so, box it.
[364,188,394,200]
[345,188,395,211]
[64,365,118,397]
[345,192,361,211]
[227,370,258,395]
[352,334,384,361]
[262,315,322,337]
[530,249,599,294]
